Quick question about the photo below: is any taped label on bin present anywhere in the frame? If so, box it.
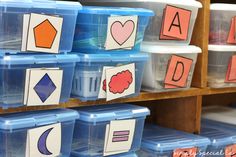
[227,17,236,44]
[24,68,63,106]
[105,16,138,50]
[173,147,197,157]
[98,64,135,101]
[164,55,193,89]
[103,119,135,156]
[98,66,114,99]
[225,55,236,83]
[21,13,63,53]
[160,5,191,41]
[25,123,61,157]
[225,144,236,157]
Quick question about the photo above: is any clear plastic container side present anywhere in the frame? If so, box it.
[73,14,151,53]
[208,51,236,88]
[0,120,75,157]
[0,6,78,52]
[0,62,75,109]
[71,117,145,157]
[142,53,198,92]
[137,145,208,157]
[209,10,236,45]
[71,60,146,101]
[81,2,199,45]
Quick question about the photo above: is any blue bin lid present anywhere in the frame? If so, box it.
[0,109,79,130]
[76,53,149,63]
[75,104,150,123]
[141,125,211,152]
[0,54,79,65]
[201,119,236,147]
[78,6,154,16]
[0,0,82,10]
[111,152,137,157]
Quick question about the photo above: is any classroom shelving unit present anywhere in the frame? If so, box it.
[1,0,235,135]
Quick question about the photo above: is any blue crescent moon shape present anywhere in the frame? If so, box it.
[37,128,54,155]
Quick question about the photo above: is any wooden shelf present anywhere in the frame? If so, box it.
[3,86,236,115]
[204,87,236,95]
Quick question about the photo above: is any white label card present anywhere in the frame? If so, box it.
[22,13,63,53]
[103,119,136,156]
[105,16,138,50]
[98,66,114,99]
[24,68,63,106]
[106,63,135,101]
[25,123,61,157]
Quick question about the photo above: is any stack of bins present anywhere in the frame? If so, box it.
[71,104,150,156]
[200,119,236,157]
[137,124,210,157]
[202,106,236,155]
[71,6,154,100]
[0,1,81,156]
[78,0,203,92]
[0,109,79,157]
[208,4,236,88]
[0,0,81,109]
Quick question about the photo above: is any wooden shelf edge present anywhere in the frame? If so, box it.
[203,87,236,95]
[67,88,202,107]
[2,86,236,114]
[0,88,202,114]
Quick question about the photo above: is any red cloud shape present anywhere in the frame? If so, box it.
[102,79,106,92]
[108,70,133,94]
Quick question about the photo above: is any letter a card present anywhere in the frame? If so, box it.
[105,63,135,101]
[105,16,138,50]
[164,55,193,88]
[160,5,191,40]
[25,123,61,157]
[225,55,236,83]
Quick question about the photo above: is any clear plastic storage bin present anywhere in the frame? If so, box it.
[71,53,148,101]
[137,124,210,157]
[72,6,154,53]
[0,0,81,53]
[141,44,201,92]
[202,106,236,126]
[71,152,137,157]
[0,109,79,157]
[0,54,78,109]
[200,119,236,157]
[79,0,202,45]
[71,104,150,157]
[209,4,236,45]
[112,152,137,157]
[208,45,236,88]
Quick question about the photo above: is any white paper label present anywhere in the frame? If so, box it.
[105,63,135,101]
[22,13,63,53]
[103,119,136,156]
[24,68,63,106]
[105,16,138,50]
[98,66,114,99]
[25,123,61,157]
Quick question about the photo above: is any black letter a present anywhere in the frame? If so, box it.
[168,12,182,34]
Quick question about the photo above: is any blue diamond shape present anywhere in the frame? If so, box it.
[34,73,57,103]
